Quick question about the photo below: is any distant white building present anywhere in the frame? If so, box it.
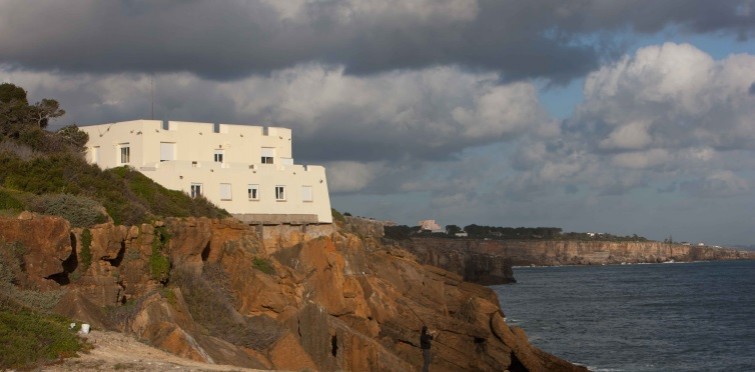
[419,219,443,232]
[80,120,332,224]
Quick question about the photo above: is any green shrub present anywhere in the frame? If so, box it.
[0,245,20,295]
[149,248,170,283]
[161,287,177,306]
[150,227,171,283]
[30,194,108,227]
[252,257,275,275]
[107,166,229,224]
[0,189,23,211]
[0,309,83,369]
[11,289,64,311]
[0,241,25,291]
[331,208,346,225]
[79,228,92,272]
[0,152,229,226]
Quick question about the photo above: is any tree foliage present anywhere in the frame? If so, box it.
[387,223,652,242]
[0,83,67,147]
[445,224,462,235]
[56,124,89,151]
[0,83,27,104]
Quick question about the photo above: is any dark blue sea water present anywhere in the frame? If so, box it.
[491,260,755,372]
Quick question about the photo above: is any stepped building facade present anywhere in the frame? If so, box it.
[81,120,332,224]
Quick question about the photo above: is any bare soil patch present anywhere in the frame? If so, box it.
[43,330,267,371]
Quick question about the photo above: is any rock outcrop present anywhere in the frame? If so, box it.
[0,212,72,290]
[400,238,517,285]
[2,214,587,372]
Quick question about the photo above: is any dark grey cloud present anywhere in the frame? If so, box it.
[4,2,755,245]
[2,1,755,82]
[547,1,755,35]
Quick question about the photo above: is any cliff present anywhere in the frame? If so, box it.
[402,238,755,281]
[1,214,586,372]
[399,238,517,285]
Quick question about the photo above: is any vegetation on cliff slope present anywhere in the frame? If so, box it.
[0,83,229,225]
[0,240,84,369]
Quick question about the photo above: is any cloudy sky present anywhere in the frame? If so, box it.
[2,0,755,245]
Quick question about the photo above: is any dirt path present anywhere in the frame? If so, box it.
[43,330,269,371]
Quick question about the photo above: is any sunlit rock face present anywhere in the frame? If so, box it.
[5,214,586,371]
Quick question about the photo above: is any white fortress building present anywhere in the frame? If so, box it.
[80,120,332,224]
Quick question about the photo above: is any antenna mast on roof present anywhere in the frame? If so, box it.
[150,75,155,120]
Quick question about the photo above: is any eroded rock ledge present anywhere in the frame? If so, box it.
[3,214,586,371]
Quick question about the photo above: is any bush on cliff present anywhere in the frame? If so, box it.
[29,194,108,228]
[0,189,23,212]
[0,150,229,225]
[0,240,83,369]
[0,308,83,369]
[150,227,171,283]
[331,208,346,226]
[252,257,275,275]
[79,228,93,272]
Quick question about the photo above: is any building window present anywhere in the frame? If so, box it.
[90,146,100,163]
[301,185,313,202]
[162,120,170,130]
[119,143,130,164]
[214,149,224,163]
[275,186,286,201]
[213,123,220,133]
[160,142,175,162]
[248,184,259,200]
[190,183,202,198]
[219,183,232,200]
[261,147,275,164]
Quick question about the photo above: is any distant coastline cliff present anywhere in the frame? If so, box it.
[342,217,755,286]
[398,238,755,285]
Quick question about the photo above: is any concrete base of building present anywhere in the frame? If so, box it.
[232,213,320,225]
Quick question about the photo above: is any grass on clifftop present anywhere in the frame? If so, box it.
[0,150,229,225]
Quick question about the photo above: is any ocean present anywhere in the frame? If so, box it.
[491,260,755,372]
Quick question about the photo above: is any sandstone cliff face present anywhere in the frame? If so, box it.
[0,212,72,290]
[400,238,517,285]
[404,237,755,271]
[3,214,586,372]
